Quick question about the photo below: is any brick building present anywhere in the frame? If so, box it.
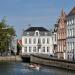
[57,9,66,59]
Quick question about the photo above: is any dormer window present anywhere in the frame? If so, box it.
[45,32,47,36]
[27,32,29,35]
[36,32,38,36]
[35,30,39,36]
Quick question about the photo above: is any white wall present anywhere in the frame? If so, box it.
[66,16,75,61]
[22,35,53,55]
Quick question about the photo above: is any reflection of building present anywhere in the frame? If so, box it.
[52,24,58,57]
[57,9,66,59]
[22,27,53,55]
[66,7,75,61]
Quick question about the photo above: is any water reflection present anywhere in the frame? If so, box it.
[0,62,75,75]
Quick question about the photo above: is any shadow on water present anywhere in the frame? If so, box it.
[21,56,30,63]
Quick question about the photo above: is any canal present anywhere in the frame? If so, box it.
[0,62,75,75]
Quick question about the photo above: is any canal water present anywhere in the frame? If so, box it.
[0,62,75,75]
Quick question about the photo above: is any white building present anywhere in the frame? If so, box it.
[66,7,75,61]
[52,24,58,57]
[22,27,53,55]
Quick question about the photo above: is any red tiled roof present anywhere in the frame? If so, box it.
[68,7,75,16]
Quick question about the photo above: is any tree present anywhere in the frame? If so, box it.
[17,43,22,55]
[0,18,16,56]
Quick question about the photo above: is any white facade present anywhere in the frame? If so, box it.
[52,32,57,55]
[22,27,53,55]
[66,8,75,61]
[52,32,57,45]
[52,24,58,57]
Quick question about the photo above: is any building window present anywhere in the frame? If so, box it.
[69,29,71,37]
[68,29,69,37]
[69,42,71,51]
[71,29,73,37]
[29,38,31,44]
[47,47,50,52]
[33,38,36,44]
[67,42,68,51]
[58,33,60,39]
[69,28,74,37]
[27,32,29,35]
[67,21,69,25]
[74,18,75,24]
[24,47,27,52]
[45,32,47,36]
[69,20,71,25]
[47,38,49,44]
[58,45,59,52]
[68,20,69,25]
[71,42,73,50]
[33,47,36,52]
[67,29,68,37]
[29,47,31,52]
[38,38,41,44]
[36,32,38,36]
[55,34,56,41]
[68,55,69,60]
[73,28,74,37]
[71,19,74,24]
[68,42,70,51]
[42,47,45,52]
[35,31,39,36]
[25,38,27,44]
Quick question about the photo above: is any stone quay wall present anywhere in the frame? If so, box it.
[30,54,75,70]
[0,56,22,62]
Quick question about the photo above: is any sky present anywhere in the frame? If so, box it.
[0,0,75,38]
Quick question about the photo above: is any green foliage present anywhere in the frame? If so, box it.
[17,43,22,55]
[0,18,16,55]
[17,43,22,50]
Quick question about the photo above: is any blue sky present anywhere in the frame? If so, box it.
[0,0,75,38]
